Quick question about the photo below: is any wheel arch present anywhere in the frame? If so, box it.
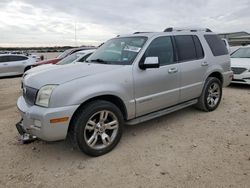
[207,71,223,84]
[67,95,128,134]
[24,65,32,72]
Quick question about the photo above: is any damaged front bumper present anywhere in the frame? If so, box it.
[16,96,79,141]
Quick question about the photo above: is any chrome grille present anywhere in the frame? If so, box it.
[231,67,247,74]
[23,86,38,105]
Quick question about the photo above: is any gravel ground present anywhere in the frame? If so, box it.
[0,77,249,188]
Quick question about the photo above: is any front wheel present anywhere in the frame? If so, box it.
[196,77,222,112]
[69,100,124,156]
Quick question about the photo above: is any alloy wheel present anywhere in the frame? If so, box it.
[207,83,221,108]
[84,110,119,150]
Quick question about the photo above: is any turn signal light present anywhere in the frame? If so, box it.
[50,117,69,124]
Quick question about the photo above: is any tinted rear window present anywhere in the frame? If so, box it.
[174,35,203,62]
[204,35,228,56]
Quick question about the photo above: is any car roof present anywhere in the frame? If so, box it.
[0,54,28,57]
[240,45,250,48]
[117,29,216,39]
[71,47,96,52]
[121,31,215,37]
[76,49,95,54]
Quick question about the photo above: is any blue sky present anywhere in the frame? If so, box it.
[0,0,250,47]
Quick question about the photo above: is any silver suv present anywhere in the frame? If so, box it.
[17,28,233,156]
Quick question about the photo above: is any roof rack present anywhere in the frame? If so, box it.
[133,32,153,34]
[164,27,212,32]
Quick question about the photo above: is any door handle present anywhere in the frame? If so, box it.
[168,67,178,73]
[201,61,209,66]
[3,63,8,66]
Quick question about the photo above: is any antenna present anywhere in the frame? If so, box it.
[74,20,77,47]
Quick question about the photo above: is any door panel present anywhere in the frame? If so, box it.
[179,60,207,102]
[134,65,180,117]
[0,56,9,75]
[0,62,9,75]
[5,61,24,74]
[174,35,208,102]
[133,36,180,117]
[4,56,26,74]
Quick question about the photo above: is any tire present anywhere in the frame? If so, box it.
[69,100,124,156]
[195,77,222,112]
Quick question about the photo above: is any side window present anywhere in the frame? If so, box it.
[144,36,174,66]
[20,56,28,61]
[204,35,228,56]
[174,35,197,62]
[193,36,204,59]
[0,56,8,63]
[9,56,28,61]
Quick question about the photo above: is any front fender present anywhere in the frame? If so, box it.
[50,66,135,119]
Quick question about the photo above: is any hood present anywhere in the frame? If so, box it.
[231,58,250,68]
[23,63,124,89]
[26,64,55,75]
[36,58,61,66]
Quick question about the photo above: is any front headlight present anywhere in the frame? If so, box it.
[35,85,57,107]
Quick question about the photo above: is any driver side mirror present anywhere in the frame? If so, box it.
[139,57,160,70]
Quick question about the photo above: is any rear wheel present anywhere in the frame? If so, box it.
[196,77,222,112]
[69,100,124,156]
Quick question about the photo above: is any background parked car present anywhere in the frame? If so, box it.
[0,54,36,77]
[23,49,95,77]
[230,46,250,85]
[230,46,242,54]
[222,38,230,53]
[57,49,95,65]
[29,54,41,62]
[34,47,96,67]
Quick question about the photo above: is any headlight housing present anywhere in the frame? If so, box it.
[35,85,57,107]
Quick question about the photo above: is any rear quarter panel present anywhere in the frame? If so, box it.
[198,33,231,87]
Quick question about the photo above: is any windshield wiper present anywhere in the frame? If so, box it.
[89,59,109,64]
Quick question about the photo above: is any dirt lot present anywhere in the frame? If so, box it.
[0,77,249,188]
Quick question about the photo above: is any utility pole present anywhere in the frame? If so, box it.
[75,20,77,47]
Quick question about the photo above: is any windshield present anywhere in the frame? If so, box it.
[231,47,250,58]
[57,52,84,65]
[86,36,147,65]
[57,49,72,59]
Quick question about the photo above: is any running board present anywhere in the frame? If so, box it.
[126,99,198,125]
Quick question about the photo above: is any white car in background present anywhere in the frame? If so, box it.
[29,54,41,62]
[24,49,95,76]
[222,38,230,53]
[0,54,36,77]
[231,46,250,85]
[230,46,241,54]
